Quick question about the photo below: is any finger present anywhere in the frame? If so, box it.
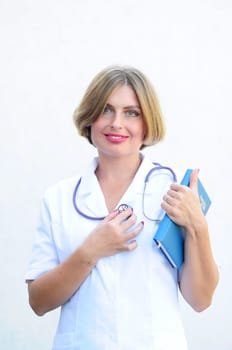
[125,221,144,241]
[114,207,134,224]
[170,183,183,192]
[126,239,138,251]
[166,189,181,199]
[189,168,200,194]
[119,213,137,231]
[121,223,144,252]
[162,193,175,206]
[117,239,138,252]
[161,199,172,212]
[104,209,119,222]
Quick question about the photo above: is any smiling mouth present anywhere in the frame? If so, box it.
[105,133,128,138]
[104,133,129,142]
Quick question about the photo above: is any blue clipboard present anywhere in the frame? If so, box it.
[153,169,211,269]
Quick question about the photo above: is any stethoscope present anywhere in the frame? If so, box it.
[72,163,177,222]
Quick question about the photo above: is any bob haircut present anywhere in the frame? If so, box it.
[73,65,166,148]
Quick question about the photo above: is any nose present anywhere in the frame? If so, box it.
[110,112,123,129]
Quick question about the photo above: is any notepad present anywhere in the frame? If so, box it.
[153,169,211,269]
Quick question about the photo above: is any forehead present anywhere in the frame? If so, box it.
[106,85,140,107]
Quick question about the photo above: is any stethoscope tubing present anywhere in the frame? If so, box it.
[72,163,177,221]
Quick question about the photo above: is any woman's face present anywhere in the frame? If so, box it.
[91,85,146,159]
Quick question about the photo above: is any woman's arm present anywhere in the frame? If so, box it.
[161,169,219,311]
[28,208,143,316]
[178,218,219,311]
[27,244,97,316]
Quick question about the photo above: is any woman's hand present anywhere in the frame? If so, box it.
[82,207,144,262]
[161,169,206,232]
[28,207,144,316]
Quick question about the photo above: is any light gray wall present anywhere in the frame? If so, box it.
[1,0,231,349]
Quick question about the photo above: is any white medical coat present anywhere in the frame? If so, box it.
[25,155,188,350]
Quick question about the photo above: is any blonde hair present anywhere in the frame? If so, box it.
[73,65,166,148]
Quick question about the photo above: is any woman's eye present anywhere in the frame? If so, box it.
[102,105,113,115]
[126,110,140,117]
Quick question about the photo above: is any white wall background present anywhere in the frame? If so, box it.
[1,0,232,349]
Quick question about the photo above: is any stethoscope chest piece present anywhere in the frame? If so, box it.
[117,204,129,213]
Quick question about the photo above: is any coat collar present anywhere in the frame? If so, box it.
[73,155,177,219]
[78,154,156,197]
[75,154,157,218]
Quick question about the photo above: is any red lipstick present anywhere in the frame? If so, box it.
[104,133,129,143]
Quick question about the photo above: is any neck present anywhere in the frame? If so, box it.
[95,153,142,182]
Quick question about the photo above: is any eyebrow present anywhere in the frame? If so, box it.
[106,103,141,109]
[124,105,141,109]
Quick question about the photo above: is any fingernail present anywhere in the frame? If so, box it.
[141,221,144,225]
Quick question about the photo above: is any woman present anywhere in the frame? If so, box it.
[25,65,219,350]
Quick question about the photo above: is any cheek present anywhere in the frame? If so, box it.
[136,121,147,140]
[142,122,147,139]
[90,126,98,145]
[90,120,104,145]
[124,120,146,141]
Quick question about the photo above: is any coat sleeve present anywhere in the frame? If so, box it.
[24,192,59,281]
